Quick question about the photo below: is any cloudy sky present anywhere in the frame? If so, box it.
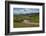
[13,8,39,14]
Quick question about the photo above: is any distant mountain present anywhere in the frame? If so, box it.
[14,13,39,16]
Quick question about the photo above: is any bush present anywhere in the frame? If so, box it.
[14,17,24,22]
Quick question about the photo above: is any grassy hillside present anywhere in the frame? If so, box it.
[13,13,39,28]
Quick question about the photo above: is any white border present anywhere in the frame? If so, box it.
[10,4,43,32]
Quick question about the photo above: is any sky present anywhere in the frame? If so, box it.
[13,8,39,14]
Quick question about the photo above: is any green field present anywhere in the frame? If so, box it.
[13,13,39,28]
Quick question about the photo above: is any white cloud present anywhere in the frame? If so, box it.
[13,8,39,14]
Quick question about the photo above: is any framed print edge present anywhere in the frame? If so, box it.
[5,1,10,35]
[5,1,45,35]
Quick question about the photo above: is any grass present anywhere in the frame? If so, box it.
[14,22,39,28]
[13,13,39,28]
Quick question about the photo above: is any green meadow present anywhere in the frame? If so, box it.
[13,13,39,28]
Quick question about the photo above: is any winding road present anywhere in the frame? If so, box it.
[22,20,39,25]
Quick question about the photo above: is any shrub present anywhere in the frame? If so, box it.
[14,17,24,22]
